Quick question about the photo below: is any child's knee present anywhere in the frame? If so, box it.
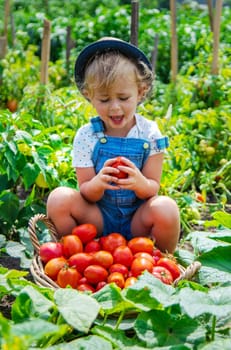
[47,186,76,211]
[153,196,179,223]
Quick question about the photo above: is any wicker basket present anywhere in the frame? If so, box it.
[28,213,201,289]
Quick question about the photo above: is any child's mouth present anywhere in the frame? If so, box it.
[110,116,124,125]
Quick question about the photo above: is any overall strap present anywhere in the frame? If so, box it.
[155,136,169,151]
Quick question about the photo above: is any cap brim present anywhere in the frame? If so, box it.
[74,39,152,89]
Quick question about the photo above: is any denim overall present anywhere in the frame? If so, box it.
[91,116,168,239]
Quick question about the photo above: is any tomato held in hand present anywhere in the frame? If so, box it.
[152,266,173,285]
[72,223,97,244]
[111,157,128,179]
[157,257,181,281]
[39,242,64,263]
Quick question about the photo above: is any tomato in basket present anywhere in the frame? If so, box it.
[152,266,173,285]
[157,257,181,281]
[72,223,97,244]
[39,242,64,263]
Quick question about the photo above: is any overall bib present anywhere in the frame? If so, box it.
[91,116,167,239]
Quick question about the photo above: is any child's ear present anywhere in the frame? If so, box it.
[82,89,91,102]
[138,83,148,102]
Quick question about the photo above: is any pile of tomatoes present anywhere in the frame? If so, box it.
[39,223,181,293]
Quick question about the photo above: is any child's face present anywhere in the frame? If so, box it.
[87,74,145,136]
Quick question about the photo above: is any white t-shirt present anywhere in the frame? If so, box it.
[72,114,164,168]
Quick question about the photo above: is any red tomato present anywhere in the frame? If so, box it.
[92,250,113,269]
[134,252,154,264]
[152,266,173,285]
[131,257,154,277]
[107,272,125,289]
[57,266,82,288]
[84,265,108,284]
[109,263,129,278]
[195,192,205,203]
[111,157,128,179]
[113,245,133,267]
[78,276,88,285]
[44,257,67,280]
[6,99,18,112]
[77,283,95,293]
[68,252,93,274]
[128,237,154,255]
[95,281,107,291]
[61,235,83,258]
[84,239,101,253]
[124,276,138,288]
[157,257,181,281]
[152,248,163,263]
[72,223,97,244]
[100,233,126,253]
[39,242,64,263]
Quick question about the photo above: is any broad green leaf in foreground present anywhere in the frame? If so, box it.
[187,231,229,254]
[33,335,113,350]
[123,271,177,310]
[12,285,54,322]
[198,265,231,284]
[179,285,231,318]
[199,338,231,350]
[134,309,206,347]
[54,288,100,333]
[197,246,231,273]
[93,283,136,315]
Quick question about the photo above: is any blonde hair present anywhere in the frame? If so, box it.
[80,51,153,102]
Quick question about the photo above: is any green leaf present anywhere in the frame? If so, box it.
[5,241,25,258]
[179,286,231,318]
[199,338,231,350]
[22,162,40,189]
[198,266,231,284]
[134,309,206,347]
[37,335,113,350]
[212,211,231,229]
[12,285,54,322]
[123,272,177,310]
[208,229,231,244]
[54,289,100,333]
[198,246,231,273]
[188,231,229,254]
[12,319,61,342]
[0,191,19,223]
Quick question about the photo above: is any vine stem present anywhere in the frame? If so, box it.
[211,315,216,341]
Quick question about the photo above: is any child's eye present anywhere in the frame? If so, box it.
[120,97,129,101]
[100,99,109,103]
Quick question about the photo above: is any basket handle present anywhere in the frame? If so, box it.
[28,214,59,254]
[174,261,201,286]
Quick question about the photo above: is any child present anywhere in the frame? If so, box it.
[47,37,180,253]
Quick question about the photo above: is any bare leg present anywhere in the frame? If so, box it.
[46,186,103,238]
[131,196,180,253]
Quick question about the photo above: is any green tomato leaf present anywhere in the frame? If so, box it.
[179,285,231,318]
[212,211,231,229]
[22,162,40,189]
[198,265,231,284]
[54,289,100,333]
[134,309,206,347]
[198,246,231,273]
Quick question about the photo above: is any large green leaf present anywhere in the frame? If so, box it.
[54,289,100,333]
[134,309,206,347]
[0,191,19,223]
[179,286,231,319]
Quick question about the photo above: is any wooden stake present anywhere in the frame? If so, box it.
[151,34,159,76]
[40,19,51,85]
[207,0,214,32]
[211,0,223,75]
[170,0,178,83]
[130,0,139,46]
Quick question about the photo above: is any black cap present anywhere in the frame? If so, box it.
[74,38,152,90]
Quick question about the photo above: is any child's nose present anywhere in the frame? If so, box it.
[109,99,120,111]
